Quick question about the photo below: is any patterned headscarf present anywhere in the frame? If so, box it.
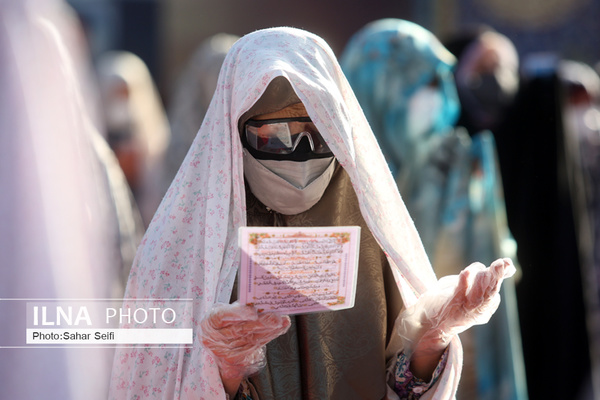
[110,26,461,399]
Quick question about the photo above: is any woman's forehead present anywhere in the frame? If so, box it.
[253,102,308,120]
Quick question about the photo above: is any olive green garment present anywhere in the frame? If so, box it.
[243,164,404,400]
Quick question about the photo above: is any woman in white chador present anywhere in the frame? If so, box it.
[110,27,515,400]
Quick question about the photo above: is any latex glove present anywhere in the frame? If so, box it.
[396,257,516,357]
[200,302,291,379]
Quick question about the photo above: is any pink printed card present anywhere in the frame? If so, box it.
[238,226,361,315]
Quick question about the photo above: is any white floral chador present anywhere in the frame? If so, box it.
[109,27,463,399]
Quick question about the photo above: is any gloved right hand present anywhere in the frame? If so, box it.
[200,302,291,379]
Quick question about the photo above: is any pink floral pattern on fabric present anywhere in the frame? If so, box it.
[109,27,462,399]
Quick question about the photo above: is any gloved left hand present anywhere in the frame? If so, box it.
[395,257,516,357]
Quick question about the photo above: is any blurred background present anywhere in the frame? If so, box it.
[69,0,600,101]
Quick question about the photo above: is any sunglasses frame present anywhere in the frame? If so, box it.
[244,117,330,155]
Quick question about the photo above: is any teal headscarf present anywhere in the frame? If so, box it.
[341,19,528,400]
[340,19,460,174]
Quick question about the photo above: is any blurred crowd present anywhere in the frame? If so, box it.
[2,0,600,399]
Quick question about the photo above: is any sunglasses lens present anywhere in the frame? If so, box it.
[246,123,294,154]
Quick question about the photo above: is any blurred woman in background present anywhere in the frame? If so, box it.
[0,0,142,398]
[97,50,171,227]
[341,18,527,400]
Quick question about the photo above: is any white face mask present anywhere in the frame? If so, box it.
[243,149,335,215]
[406,87,443,138]
[106,99,132,132]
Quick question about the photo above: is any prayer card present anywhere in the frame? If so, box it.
[238,226,361,314]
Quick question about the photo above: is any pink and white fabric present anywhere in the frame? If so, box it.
[110,27,462,399]
[0,0,125,399]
